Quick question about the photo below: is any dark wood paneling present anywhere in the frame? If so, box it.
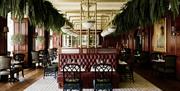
[166,16,176,55]
[35,27,44,50]
[0,17,7,55]
[177,57,180,80]
[144,28,151,51]
[128,32,134,51]
[176,35,180,56]
[107,16,180,80]
[13,19,29,66]
[53,32,61,48]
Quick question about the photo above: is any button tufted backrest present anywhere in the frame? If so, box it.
[59,53,118,72]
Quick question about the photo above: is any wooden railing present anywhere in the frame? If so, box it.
[59,48,118,54]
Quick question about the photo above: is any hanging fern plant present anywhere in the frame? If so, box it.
[36,36,45,45]
[170,0,179,19]
[11,33,25,45]
[0,0,69,32]
[112,0,179,36]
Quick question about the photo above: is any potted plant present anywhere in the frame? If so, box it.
[36,36,45,44]
[11,33,25,45]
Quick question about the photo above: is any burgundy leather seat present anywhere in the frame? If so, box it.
[58,53,119,88]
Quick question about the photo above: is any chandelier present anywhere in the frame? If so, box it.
[80,0,97,48]
[81,0,96,29]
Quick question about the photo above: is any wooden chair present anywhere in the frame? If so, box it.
[31,51,39,68]
[38,50,47,67]
[40,50,56,78]
[157,55,176,78]
[13,53,25,78]
[94,63,113,91]
[117,62,134,82]
[0,56,12,81]
[63,64,81,91]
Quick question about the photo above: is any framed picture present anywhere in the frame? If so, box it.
[152,18,166,52]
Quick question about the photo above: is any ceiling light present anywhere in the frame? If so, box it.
[82,19,95,29]
[108,25,116,33]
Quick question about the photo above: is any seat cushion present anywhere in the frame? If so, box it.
[96,79,110,83]
[14,65,22,68]
[158,67,175,73]
[0,71,10,75]
[95,82,112,90]
[65,79,80,83]
[64,83,80,90]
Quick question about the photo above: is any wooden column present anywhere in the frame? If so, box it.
[0,16,7,55]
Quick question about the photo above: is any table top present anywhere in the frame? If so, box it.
[61,66,115,72]
[134,54,141,57]
[152,59,165,63]
[118,60,127,65]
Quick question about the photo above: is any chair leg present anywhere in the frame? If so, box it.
[43,71,45,79]
[131,72,134,83]
[17,72,19,80]
[22,70,24,77]
[54,71,57,79]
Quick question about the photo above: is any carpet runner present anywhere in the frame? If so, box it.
[24,73,161,91]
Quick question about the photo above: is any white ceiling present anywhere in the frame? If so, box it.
[48,0,128,30]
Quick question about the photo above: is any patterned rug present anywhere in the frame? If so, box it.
[24,73,161,91]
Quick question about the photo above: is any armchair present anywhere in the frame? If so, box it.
[13,53,25,78]
[31,51,39,68]
[157,55,176,78]
[0,56,12,81]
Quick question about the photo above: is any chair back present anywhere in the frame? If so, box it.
[164,55,176,68]
[63,64,81,83]
[31,51,39,61]
[39,50,49,66]
[13,53,25,62]
[7,51,11,56]
[48,49,55,61]
[151,52,162,60]
[94,63,113,82]
[0,56,11,70]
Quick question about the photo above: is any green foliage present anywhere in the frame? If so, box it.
[170,0,179,19]
[112,0,179,36]
[11,33,25,45]
[0,0,71,32]
[36,36,45,44]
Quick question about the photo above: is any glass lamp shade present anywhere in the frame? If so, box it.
[108,25,116,33]
[61,25,78,37]
[101,31,107,37]
[101,25,116,37]
[3,26,9,32]
[82,19,95,29]
[61,25,71,33]
[101,29,109,37]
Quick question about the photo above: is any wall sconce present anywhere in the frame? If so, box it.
[171,26,176,36]
[3,26,9,33]
[81,0,96,29]
[0,26,9,36]
[33,32,38,38]
[141,31,146,39]
[128,34,132,39]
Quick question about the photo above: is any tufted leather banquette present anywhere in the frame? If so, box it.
[57,53,119,88]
